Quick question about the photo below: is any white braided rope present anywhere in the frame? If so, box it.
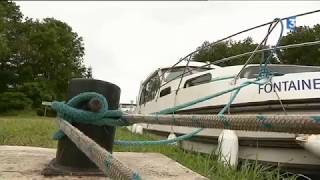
[56,118,141,180]
[122,114,320,134]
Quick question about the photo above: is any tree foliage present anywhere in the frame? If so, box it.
[0,1,88,112]
[17,17,87,99]
[0,1,23,93]
[192,37,265,66]
[0,92,32,113]
[279,25,320,65]
[193,25,320,67]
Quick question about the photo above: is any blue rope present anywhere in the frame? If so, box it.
[259,18,284,78]
[114,128,203,146]
[52,92,124,140]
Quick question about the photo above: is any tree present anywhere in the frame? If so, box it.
[279,25,320,65]
[0,1,23,93]
[20,17,86,99]
[193,24,320,67]
[0,0,88,112]
[192,37,263,66]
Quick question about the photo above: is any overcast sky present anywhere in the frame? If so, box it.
[16,1,320,103]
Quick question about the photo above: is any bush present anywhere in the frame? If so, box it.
[19,82,56,108]
[36,106,57,117]
[36,108,43,116]
[0,92,32,113]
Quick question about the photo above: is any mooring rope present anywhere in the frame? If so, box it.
[234,18,281,81]
[121,114,320,134]
[114,128,204,146]
[52,92,123,140]
[57,118,141,180]
[52,89,320,133]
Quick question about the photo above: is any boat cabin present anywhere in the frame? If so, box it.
[136,63,320,114]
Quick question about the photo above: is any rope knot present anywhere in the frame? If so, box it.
[51,92,124,140]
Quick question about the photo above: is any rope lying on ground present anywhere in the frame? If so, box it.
[56,117,141,180]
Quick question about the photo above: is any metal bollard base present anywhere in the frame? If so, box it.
[42,158,105,176]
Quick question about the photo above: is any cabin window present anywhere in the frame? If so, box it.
[163,66,211,82]
[139,73,161,105]
[160,87,171,97]
[184,73,212,88]
[163,67,190,82]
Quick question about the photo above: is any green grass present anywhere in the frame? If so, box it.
[0,111,57,148]
[0,111,299,180]
[114,128,298,180]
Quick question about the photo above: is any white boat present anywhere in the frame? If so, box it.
[134,62,320,175]
[136,62,320,115]
[133,16,320,175]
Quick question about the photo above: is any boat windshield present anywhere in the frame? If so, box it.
[163,66,211,82]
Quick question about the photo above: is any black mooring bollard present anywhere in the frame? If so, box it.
[42,78,120,176]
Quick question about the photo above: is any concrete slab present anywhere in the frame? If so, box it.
[0,146,207,180]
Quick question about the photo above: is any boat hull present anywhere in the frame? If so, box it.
[175,98,320,115]
[141,124,320,176]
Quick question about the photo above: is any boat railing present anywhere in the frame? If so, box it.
[157,9,320,93]
[159,40,320,89]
